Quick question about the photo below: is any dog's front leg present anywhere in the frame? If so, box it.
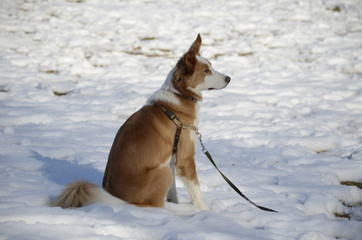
[166,155,178,203]
[177,157,207,210]
[166,177,178,203]
[182,176,207,210]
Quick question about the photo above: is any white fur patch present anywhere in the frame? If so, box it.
[196,55,210,66]
[147,89,180,106]
[182,177,207,210]
[147,68,181,106]
[160,154,172,168]
[189,56,229,94]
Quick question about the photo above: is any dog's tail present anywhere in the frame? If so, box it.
[49,180,122,208]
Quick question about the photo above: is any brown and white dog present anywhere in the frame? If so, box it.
[50,34,230,210]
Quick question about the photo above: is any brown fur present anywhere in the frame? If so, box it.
[103,105,175,207]
[102,36,206,208]
[102,98,200,207]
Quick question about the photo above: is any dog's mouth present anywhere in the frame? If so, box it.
[208,88,215,90]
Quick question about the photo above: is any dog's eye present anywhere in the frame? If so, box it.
[204,69,210,73]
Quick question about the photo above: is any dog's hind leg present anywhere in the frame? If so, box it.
[138,165,173,207]
[166,154,178,203]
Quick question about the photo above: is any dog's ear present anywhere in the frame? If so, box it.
[182,34,201,74]
[188,33,202,55]
[183,50,196,75]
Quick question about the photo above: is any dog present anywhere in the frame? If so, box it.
[50,34,230,210]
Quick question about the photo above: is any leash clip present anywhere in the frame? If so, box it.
[196,130,208,154]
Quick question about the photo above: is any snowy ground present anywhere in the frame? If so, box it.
[1,0,362,239]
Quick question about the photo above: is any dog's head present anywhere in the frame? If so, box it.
[172,34,231,101]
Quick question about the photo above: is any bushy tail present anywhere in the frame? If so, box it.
[50,180,122,208]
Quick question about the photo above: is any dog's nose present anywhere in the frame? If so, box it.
[225,76,231,83]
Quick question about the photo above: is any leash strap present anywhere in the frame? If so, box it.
[161,107,278,213]
[197,132,278,213]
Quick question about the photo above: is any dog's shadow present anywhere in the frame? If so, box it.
[33,151,103,186]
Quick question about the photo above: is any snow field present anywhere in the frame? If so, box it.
[1,0,362,239]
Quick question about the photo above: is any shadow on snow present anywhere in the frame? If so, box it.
[33,151,103,186]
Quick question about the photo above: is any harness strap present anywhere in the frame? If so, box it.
[162,109,183,154]
[161,108,198,153]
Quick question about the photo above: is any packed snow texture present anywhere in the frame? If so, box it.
[1,0,362,239]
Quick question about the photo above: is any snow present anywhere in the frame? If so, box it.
[1,0,362,239]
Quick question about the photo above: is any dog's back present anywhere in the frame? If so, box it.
[103,105,176,207]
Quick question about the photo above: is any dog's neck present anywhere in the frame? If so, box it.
[146,68,201,111]
[163,68,200,102]
[173,92,198,103]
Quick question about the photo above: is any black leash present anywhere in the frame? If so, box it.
[197,132,278,213]
[161,107,278,213]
